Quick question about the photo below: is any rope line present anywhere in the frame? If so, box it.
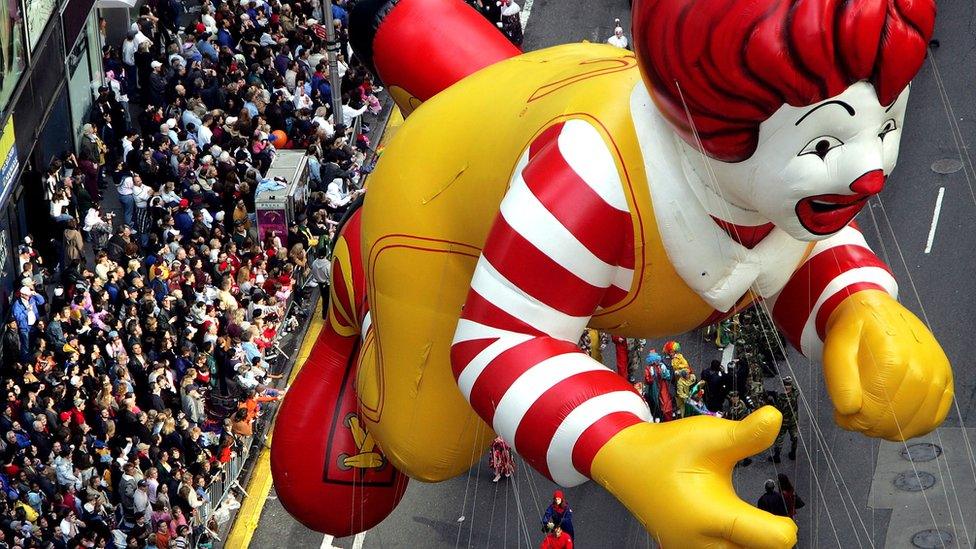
[673,79,850,547]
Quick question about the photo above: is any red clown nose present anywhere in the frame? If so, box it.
[849,169,886,195]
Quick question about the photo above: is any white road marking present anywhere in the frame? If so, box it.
[520,0,533,30]
[321,532,367,549]
[924,186,946,254]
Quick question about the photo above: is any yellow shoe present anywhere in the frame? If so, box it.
[591,407,797,548]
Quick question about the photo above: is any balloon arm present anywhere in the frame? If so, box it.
[820,289,953,440]
[590,410,797,548]
[765,223,898,359]
[451,131,652,485]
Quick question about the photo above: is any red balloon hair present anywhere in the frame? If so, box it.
[632,0,936,161]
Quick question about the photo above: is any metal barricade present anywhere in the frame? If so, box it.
[193,435,252,547]
[192,266,305,547]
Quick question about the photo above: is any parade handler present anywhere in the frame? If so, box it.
[272,0,954,546]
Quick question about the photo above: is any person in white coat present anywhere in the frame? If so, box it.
[607,19,629,49]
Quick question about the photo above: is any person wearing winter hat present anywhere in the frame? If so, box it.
[541,490,574,539]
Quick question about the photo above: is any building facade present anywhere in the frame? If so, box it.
[0,0,115,316]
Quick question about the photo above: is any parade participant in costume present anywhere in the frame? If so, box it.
[577,330,592,355]
[671,351,694,414]
[675,368,697,418]
[586,329,603,363]
[669,351,690,376]
[610,336,629,379]
[684,381,719,417]
[661,340,680,358]
[715,318,734,348]
[489,436,516,482]
[273,0,953,546]
[643,351,676,421]
[632,380,646,403]
[627,338,646,380]
[771,377,799,463]
[542,490,574,540]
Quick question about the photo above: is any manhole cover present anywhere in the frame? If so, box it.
[901,443,943,462]
[894,471,936,492]
[911,528,953,548]
[932,158,963,174]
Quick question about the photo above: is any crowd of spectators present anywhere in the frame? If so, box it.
[1,0,383,546]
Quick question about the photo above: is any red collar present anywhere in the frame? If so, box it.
[710,216,775,250]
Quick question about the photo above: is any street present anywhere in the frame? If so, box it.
[246,1,976,547]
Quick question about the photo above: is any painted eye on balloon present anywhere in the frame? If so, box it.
[799,136,844,160]
[878,119,897,140]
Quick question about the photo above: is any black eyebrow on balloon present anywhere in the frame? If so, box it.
[794,100,856,126]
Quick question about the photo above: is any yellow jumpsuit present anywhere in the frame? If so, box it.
[346,43,755,480]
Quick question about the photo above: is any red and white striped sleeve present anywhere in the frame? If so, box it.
[451,119,651,487]
[768,223,899,358]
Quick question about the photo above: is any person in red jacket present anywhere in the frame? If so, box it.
[610,336,628,379]
[540,524,573,549]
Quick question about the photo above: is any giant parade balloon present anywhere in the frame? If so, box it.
[271,0,953,546]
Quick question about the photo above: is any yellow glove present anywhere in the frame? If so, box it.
[591,407,797,549]
[823,289,953,441]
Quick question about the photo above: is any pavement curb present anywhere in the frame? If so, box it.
[223,301,326,548]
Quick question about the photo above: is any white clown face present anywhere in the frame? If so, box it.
[704,82,908,240]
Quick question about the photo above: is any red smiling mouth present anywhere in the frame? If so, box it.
[795,170,885,235]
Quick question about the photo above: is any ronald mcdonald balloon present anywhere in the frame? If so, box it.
[271,0,954,546]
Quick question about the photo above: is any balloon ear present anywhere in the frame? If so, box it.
[271,321,408,536]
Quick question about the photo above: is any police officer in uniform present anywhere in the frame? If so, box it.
[724,391,752,466]
[745,360,766,410]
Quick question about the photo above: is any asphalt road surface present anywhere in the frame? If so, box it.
[248,1,976,547]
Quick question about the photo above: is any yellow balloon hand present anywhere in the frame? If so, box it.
[823,289,954,441]
[591,407,797,549]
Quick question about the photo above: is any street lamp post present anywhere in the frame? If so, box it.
[322,0,344,129]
